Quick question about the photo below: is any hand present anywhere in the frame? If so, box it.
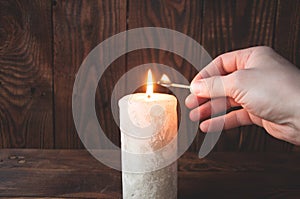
[185,46,300,145]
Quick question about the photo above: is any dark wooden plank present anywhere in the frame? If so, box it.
[274,0,300,67]
[1,149,300,198]
[0,149,121,198]
[53,0,127,148]
[202,0,293,152]
[127,0,205,152]
[0,0,53,148]
[0,0,298,154]
[2,198,69,199]
[202,0,276,56]
[178,152,300,198]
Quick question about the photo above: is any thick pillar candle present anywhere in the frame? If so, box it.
[119,71,178,199]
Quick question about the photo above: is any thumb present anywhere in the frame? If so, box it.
[190,75,233,98]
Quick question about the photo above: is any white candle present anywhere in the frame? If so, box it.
[119,70,178,199]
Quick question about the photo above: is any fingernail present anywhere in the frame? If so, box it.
[200,122,208,132]
[185,94,194,107]
[190,80,203,95]
[185,96,192,107]
[189,110,200,122]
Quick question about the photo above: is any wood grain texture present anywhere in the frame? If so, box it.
[53,0,127,148]
[202,0,295,152]
[0,0,53,148]
[274,0,300,67]
[0,0,299,151]
[1,149,300,198]
[202,0,277,56]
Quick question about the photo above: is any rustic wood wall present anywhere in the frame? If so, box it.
[0,0,299,151]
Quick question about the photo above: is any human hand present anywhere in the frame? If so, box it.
[185,46,300,145]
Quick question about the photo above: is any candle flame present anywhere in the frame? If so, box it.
[146,69,153,96]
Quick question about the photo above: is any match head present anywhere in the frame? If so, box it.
[157,74,172,88]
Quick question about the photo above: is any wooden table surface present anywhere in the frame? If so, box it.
[0,149,300,198]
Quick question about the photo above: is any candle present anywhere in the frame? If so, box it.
[119,70,178,199]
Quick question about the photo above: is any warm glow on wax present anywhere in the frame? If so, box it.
[119,69,178,198]
[146,69,153,97]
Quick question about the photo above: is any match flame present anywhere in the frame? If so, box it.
[146,69,153,96]
[160,74,171,84]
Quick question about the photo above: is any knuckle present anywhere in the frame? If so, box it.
[232,70,246,86]
[228,71,244,94]
[227,69,250,98]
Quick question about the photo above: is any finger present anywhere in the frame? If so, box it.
[185,93,209,109]
[189,97,240,122]
[200,109,253,132]
[191,74,234,98]
[193,48,254,81]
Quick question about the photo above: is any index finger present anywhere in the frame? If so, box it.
[193,47,255,81]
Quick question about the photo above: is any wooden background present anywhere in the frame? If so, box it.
[0,0,299,152]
